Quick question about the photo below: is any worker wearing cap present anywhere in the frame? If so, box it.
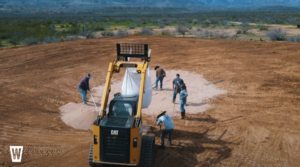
[154,66,166,90]
[78,73,92,104]
[156,111,174,149]
[172,74,184,103]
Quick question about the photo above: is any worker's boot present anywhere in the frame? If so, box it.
[159,145,166,149]
[180,112,184,119]
[183,111,186,119]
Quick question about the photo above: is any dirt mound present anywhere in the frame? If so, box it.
[60,102,98,130]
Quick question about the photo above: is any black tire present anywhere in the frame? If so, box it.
[138,135,155,167]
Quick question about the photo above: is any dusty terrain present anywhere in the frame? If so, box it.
[59,70,226,131]
[1,35,300,167]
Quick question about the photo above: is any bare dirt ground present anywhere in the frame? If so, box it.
[1,35,300,167]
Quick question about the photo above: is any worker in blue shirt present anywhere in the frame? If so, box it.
[156,111,174,149]
[179,84,188,119]
[78,73,92,104]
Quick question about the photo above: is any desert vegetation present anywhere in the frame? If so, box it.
[1,11,300,47]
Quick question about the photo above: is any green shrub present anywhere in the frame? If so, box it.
[86,32,96,39]
[68,26,80,34]
[236,29,243,34]
[8,38,18,47]
[129,24,135,29]
[140,26,153,35]
[202,19,211,28]
[0,33,11,39]
[161,30,171,36]
[23,38,39,46]
[116,30,129,36]
[287,35,300,42]
[177,24,188,35]
[44,36,60,43]
[101,31,114,37]
[192,19,198,25]
[267,28,287,41]
[65,36,77,41]
[158,23,165,28]
[187,24,193,30]
[198,30,230,39]
[259,25,268,31]
[95,25,105,31]
[101,23,106,31]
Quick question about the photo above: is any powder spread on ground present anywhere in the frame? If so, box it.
[60,70,227,130]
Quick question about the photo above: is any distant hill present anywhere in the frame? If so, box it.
[95,7,200,14]
[252,5,300,12]
[0,0,205,13]
[200,0,300,7]
[0,0,300,13]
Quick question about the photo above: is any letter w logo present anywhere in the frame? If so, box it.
[10,146,23,162]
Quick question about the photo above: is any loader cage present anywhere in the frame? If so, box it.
[117,43,150,62]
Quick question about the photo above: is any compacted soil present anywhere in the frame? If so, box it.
[1,35,300,167]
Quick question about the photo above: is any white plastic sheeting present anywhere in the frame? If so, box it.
[122,67,152,108]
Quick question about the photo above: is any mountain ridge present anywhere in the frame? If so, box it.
[1,0,300,13]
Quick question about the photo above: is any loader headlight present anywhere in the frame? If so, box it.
[133,138,137,147]
[94,135,98,145]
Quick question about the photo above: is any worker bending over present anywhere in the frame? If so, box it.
[156,111,174,149]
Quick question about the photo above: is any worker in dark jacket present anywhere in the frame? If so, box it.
[78,74,92,104]
[172,74,184,103]
[155,66,166,90]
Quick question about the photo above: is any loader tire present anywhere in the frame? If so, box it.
[138,135,155,167]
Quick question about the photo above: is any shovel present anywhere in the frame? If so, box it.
[90,92,100,113]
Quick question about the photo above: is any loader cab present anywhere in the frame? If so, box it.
[97,94,140,164]
[108,94,139,117]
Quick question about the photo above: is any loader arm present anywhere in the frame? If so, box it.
[99,60,148,123]
[135,61,148,122]
[99,60,116,118]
